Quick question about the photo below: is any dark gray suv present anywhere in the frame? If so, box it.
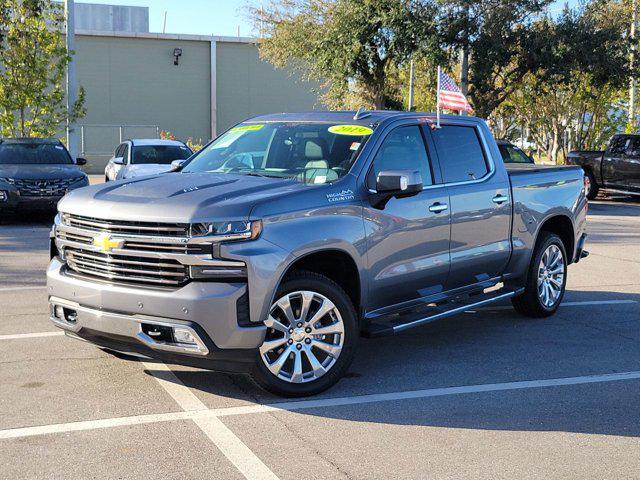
[0,139,89,214]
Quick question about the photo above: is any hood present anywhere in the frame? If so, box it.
[122,164,172,179]
[0,164,85,180]
[58,172,309,223]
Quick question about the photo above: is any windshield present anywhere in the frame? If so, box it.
[0,143,73,165]
[181,122,374,184]
[132,145,192,165]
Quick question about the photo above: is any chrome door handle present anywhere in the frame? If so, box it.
[492,194,509,204]
[429,202,448,213]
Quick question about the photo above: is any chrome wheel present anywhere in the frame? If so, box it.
[537,244,565,308]
[260,290,345,384]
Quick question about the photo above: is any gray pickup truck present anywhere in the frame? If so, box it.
[47,111,588,397]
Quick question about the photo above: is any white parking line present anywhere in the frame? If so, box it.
[0,331,64,341]
[0,285,47,293]
[2,370,640,441]
[142,361,279,480]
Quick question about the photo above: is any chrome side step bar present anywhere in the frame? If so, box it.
[362,287,524,338]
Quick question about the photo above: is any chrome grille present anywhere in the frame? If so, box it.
[63,214,190,237]
[65,248,188,286]
[55,214,245,288]
[56,215,195,287]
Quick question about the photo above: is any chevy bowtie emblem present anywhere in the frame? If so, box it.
[92,233,124,252]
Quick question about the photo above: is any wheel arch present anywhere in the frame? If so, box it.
[275,249,363,318]
[535,214,575,264]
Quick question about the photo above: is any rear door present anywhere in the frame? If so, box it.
[429,123,512,291]
[602,135,630,188]
[363,123,451,311]
[623,137,640,192]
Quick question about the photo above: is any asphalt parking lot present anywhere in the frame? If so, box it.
[1,197,639,480]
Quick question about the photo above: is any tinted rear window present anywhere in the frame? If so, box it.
[132,145,192,165]
[0,143,72,165]
[433,126,488,183]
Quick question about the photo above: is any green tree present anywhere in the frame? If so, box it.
[438,0,553,118]
[489,1,632,163]
[0,0,85,138]
[250,0,442,109]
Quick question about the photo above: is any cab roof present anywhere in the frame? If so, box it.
[246,110,479,126]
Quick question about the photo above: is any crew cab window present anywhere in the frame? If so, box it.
[627,137,640,156]
[433,126,488,183]
[372,126,433,186]
[607,136,630,155]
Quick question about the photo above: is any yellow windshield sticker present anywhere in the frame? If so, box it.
[229,124,265,133]
[328,125,374,136]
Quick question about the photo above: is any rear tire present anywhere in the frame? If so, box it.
[251,271,358,397]
[512,232,567,318]
[585,170,599,200]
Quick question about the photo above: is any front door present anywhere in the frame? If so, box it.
[429,123,512,291]
[363,124,451,312]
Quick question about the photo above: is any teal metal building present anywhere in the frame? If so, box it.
[73,30,319,172]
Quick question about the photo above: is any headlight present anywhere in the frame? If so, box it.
[191,220,262,242]
[0,177,15,184]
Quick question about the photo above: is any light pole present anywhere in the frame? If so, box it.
[630,0,638,130]
[65,0,79,160]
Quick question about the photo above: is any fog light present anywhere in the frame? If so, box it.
[0,190,7,202]
[54,305,64,319]
[173,327,198,345]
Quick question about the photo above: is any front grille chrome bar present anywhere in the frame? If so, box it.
[55,214,246,287]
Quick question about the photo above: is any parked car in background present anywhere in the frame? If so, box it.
[0,138,88,214]
[48,112,588,397]
[497,139,535,164]
[567,134,640,199]
[104,139,193,181]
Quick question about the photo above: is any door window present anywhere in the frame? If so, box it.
[371,125,433,186]
[433,126,488,183]
[121,144,130,163]
[607,136,631,155]
[627,137,640,156]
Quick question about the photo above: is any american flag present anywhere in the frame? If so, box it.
[438,70,473,113]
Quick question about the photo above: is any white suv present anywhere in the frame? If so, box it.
[104,139,193,181]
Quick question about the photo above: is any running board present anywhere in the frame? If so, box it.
[362,287,524,338]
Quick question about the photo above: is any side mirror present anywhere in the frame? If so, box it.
[370,170,423,209]
[112,157,124,165]
[75,157,87,166]
[376,170,423,196]
[170,159,186,171]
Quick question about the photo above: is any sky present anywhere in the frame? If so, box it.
[78,0,580,38]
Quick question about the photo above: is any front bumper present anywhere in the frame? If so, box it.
[0,190,63,211]
[47,257,266,372]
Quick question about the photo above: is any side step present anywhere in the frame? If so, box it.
[362,287,523,338]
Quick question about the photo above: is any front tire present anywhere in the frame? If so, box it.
[251,271,358,397]
[512,232,568,318]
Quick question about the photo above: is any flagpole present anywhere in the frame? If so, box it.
[436,65,441,128]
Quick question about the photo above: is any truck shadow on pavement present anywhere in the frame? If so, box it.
[142,289,640,438]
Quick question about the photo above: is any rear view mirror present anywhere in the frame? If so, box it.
[113,157,124,165]
[75,157,87,166]
[170,159,186,171]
